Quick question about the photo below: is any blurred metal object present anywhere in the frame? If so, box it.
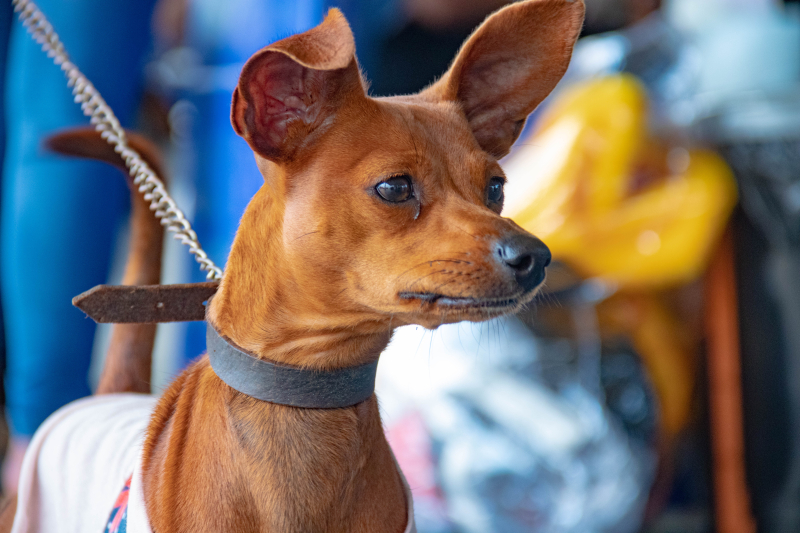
[12,0,223,280]
[596,292,697,438]
[379,314,658,533]
[721,139,800,246]
[555,8,800,529]
[684,6,800,531]
[718,138,800,533]
[695,96,800,144]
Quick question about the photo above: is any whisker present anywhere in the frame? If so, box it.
[455,226,480,240]
[430,277,459,293]
[293,230,320,241]
[405,269,452,290]
[393,258,471,283]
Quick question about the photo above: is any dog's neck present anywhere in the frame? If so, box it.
[218,391,407,533]
[207,183,393,371]
[145,363,407,533]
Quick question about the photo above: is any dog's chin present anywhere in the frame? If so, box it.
[395,288,539,328]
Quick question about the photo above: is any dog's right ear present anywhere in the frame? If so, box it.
[231,9,364,163]
[425,0,585,159]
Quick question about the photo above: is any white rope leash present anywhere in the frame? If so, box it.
[12,0,224,280]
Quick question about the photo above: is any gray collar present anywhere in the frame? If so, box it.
[206,323,379,408]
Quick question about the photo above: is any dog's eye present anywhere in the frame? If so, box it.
[486,177,505,207]
[376,175,413,203]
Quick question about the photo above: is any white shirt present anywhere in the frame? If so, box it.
[11,393,415,533]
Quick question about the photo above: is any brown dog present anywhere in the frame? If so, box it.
[2,1,584,532]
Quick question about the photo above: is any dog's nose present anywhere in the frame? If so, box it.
[495,234,551,291]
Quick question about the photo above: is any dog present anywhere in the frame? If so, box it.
[1,1,584,531]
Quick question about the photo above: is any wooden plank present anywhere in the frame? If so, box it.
[706,227,756,533]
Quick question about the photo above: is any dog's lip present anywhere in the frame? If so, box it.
[398,291,523,310]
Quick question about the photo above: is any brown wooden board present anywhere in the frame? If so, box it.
[73,282,220,323]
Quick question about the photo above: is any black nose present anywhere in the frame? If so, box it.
[495,234,551,291]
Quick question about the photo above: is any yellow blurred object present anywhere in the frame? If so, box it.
[503,75,738,288]
[504,75,740,436]
[598,293,696,437]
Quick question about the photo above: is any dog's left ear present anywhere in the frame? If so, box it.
[231,9,364,163]
[426,0,585,158]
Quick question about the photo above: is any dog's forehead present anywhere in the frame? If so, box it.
[346,95,496,178]
[375,96,479,147]
[293,93,499,198]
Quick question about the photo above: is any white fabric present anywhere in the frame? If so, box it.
[11,394,156,533]
[12,393,416,533]
[126,434,152,533]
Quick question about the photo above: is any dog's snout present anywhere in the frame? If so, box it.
[496,234,551,291]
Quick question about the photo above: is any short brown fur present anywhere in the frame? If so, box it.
[3,2,583,532]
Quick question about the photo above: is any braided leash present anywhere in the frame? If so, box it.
[12,0,223,280]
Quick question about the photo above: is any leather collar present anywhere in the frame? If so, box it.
[206,323,379,408]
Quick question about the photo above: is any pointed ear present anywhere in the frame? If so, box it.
[231,9,365,162]
[426,0,585,158]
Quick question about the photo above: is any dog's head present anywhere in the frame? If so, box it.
[217,0,584,335]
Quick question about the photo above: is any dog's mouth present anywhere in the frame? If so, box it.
[398,291,525,313]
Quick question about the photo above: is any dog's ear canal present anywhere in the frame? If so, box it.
[231,9,364,162]
[427,0,585,159]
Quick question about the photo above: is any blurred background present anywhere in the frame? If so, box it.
[2,0,800,531]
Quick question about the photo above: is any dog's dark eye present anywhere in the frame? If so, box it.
[486,177,505,207]
[376,175,413,203]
